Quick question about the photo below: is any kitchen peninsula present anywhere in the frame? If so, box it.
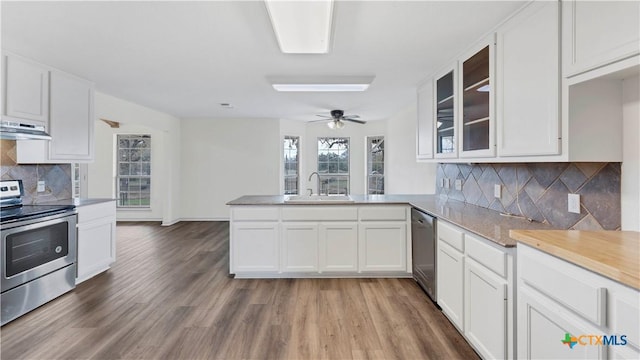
[226,194,553,278]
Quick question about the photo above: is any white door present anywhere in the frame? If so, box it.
[4,54,49,123]
[563,0,640,77]
[497,1,560,157]
[319,222,358,272]
[281,223,318,272]
[517,286,605,360]
[49,70,94,161]
[232,223,279,273]
[464,258,507,360]
[77,219,115,284]
[358,222,406,272]
[437,240,464,330]
[416,81,434,160]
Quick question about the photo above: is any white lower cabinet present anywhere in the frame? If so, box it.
[231,222,279,273]
[359,222,406,272]
[319,223,358,272]
[518,243,640,360]
[76,201,116,284]
[518,286,604,360]
[229,205,410,277]
[436,219,516,359]
[281,223,318,272]
[465,257,507,360]
[437,241,465,330]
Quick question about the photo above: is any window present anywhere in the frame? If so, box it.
[367,136,385,194]
[318,137,349,195]
[72,163,80,198]
[116,135,151,208]
[283,136,299,195]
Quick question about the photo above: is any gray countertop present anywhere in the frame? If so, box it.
[38,198,116,207]
[227,194,554,247]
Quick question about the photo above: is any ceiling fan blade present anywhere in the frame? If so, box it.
[343,118,366,124]
[309,119,329,123]
[343,115,360,119]
[316,114,332,119]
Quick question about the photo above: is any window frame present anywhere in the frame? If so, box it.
[366,136,385,195]
[317,137,350,195]
[283,135,300,195]
[116,134,152,208]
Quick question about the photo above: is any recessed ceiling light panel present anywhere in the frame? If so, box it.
[269,75,375,92]
[265,0,334,54]
[272,84,369,92]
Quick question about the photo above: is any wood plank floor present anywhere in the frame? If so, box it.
[0,221,479,360]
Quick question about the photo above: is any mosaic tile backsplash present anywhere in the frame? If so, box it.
[436,162,621,230]
[0,140,73,204]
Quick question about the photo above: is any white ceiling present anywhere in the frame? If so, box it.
[1,1,526,122]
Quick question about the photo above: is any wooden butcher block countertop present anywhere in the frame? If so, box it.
[510,230,640,291]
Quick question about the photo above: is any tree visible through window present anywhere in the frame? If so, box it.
[367,136,384,194]
[117,135,151,208]
[283,136,299,195]
[318,137,349,195]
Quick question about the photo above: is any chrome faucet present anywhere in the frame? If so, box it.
[308,172,321,195]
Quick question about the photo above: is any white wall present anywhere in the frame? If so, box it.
[621,75,639,231]
[385,103,437,194]
[90,92,181,224]
[180,118,280,220]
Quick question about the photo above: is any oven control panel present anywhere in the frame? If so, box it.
[0,180,22,199]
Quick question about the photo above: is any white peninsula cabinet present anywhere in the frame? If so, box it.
[76,201,116,284]
[231,207,280,273]
[436,219,516,360]
[518,243,640,360]
[229,204,411,278]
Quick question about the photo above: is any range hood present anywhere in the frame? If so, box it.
[0,120,51,140]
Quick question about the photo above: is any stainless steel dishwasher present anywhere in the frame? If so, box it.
[411,208,436,302]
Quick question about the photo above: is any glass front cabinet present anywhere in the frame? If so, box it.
[435,68,457,158]
[458,37,496,158]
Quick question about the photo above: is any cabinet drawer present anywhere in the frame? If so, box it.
[520,245,607,326]
[77,201,116,223]
[232,207,279,221]
[281,206,357,221]
[359,206,407,221]
[438,221,464,252]
[466,234,507,278]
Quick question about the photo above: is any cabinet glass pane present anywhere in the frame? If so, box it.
[462,46,490,152]
[436,71,455,154]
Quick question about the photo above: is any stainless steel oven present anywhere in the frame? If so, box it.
[0,180,77,326]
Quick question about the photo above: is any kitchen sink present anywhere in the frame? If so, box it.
[284,195,354,204]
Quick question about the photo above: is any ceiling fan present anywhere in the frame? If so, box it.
[312,110,366,129]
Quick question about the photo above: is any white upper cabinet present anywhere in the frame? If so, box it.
[9,55,96,164]
[47,71,94,161]
[459,36,496,158]
[562,0,640,78]
[497,1,560,157]
[416,80,434,160]
[2,54,49,124]
[434,66,457,159]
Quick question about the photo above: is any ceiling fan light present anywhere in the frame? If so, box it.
[327,120,337,129]
[336,120,345,129]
